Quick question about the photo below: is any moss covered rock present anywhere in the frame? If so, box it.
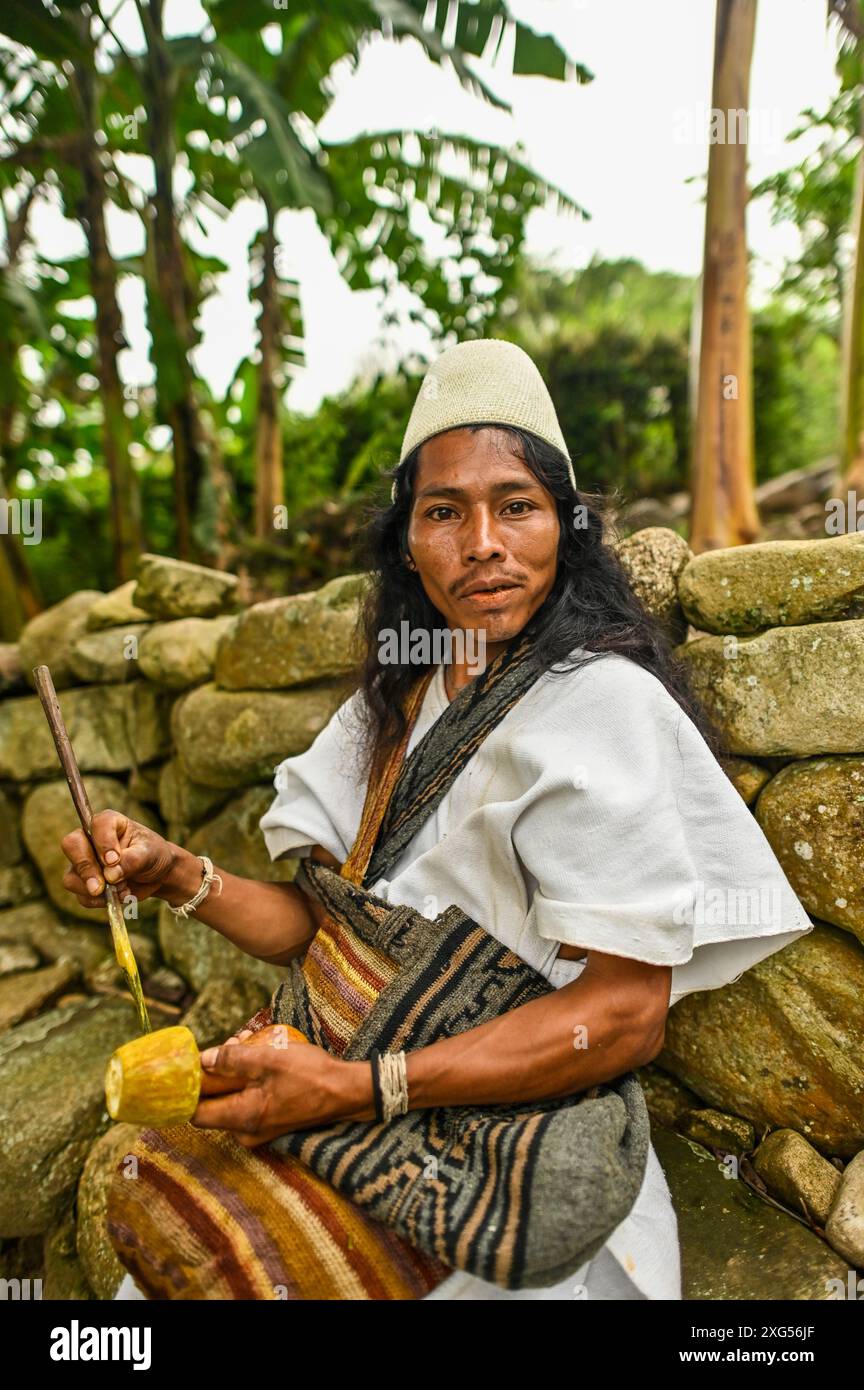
[43,1204,95,1300]
[754,755,864,946]
[615,527,692,643]
[134,553,238,620]
[652,1125,848,1299]
[678,533,864,635]
[158,901,287,995]
[719,755,772,806]
[0,958,80,1033]
[19,591,105,690]
[0,683,173,781]
[0,862,41,908]
[659,923,864,1157]
[676,620,864,756]
[214,572,367,690]
[76,1121,141,1299]
[825,1150,864,1265]
[138,615,236,689]
[0,900,110,975]
[186,786,296,883]
[85,581,150,631]
[68,625,150,684]
[181,976,271,1050]
[752,1129,841,1226]
[172,680,348,788]
[0,997,139,1236]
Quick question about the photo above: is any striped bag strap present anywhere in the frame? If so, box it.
[362,631,540,887]
[337,667,436,888]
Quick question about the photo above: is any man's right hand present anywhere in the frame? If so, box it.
[61,814,334,964]
[61,809,178,910]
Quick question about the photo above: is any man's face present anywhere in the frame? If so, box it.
[405,426,561,648]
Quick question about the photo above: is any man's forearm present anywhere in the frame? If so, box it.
[157,846,317,964]
[406,978,659,1106]
[337,960,667,1123]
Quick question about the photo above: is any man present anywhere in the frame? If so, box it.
[62,339,813,1300]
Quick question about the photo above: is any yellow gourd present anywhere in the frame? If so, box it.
[104,1023,311,1126]
[105,1025,201,1126]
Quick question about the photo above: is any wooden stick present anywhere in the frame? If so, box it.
[32,665,100,833]
[32,664,152,1034]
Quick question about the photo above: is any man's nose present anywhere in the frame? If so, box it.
[462,508,505,560]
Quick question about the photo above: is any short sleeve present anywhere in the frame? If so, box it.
[512,668,700,966]
[511,656,813,984]
[258,690,367,865]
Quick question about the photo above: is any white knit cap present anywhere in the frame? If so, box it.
[390,338,575,502]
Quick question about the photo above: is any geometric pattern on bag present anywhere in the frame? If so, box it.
[268,860,650,1290]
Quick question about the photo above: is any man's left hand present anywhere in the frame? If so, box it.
[191,1033,373,1147]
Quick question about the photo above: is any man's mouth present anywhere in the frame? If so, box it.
[460,583,521,604]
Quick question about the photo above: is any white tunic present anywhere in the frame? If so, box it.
[259,646,814,1300]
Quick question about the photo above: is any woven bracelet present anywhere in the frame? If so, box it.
[379,1050,409,1122]
[165,855,223,920]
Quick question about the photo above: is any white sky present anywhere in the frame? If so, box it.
[24,0,842,414]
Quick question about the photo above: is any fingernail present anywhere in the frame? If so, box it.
[87,877,102,894]
[104,850,119,865]
[200,1048,218,1068]
[104,865,122,883]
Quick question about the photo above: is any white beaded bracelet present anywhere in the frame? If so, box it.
[165,855,223,919]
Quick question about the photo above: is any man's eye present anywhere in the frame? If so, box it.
[426,502,533,519]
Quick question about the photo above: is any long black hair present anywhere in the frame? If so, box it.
[339,424,729,782]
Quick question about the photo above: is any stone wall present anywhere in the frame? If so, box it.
[1,534,863,1297]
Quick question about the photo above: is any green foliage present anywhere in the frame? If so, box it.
[221,363,413,515]
[524,325,686,498]
[6,253,844,599]
[0,0,90,63]
[489,258,692,496]
[751,93,857,315]
[493,257,839,494]
[493,256,694,343]
[228,258,840,521]
[19,456,175,605]
[0,0,593,597]
[0,3,847,607]
[753,307,840,479]
[751,6,864,317]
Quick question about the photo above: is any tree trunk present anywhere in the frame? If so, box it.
[839,93,864,507]
[0,547,30,640]
[0,416,41,639]
[254,204,284,539]
[208,420,239,569]
[689,0,760,554]
[0,429,41,635]
[73,61,143,582]
[0,200,42,632]
[139,0,208,560]
[0,471,40,638]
